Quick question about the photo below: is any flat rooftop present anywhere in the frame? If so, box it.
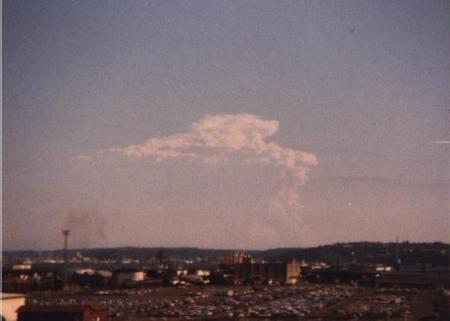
[2,293,26,299]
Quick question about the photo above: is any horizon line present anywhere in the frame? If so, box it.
[3,240,448,253]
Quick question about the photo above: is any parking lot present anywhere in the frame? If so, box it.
[25,284,429,320]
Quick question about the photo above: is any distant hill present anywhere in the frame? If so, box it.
[3,242,449,267]
[256,242,449,267]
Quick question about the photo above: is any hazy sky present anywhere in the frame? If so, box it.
[3,0,449,250]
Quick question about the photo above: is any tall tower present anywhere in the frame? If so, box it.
[63,230,70,264]
[395,236,401,271]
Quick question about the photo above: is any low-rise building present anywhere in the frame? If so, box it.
[1,293,26,321]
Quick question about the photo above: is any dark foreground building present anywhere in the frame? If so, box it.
[375,270,450,289]
[2,268,62,292]
[18,305,108,321]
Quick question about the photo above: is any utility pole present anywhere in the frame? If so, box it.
[63,230,70,264]
[62,229,70,288]
[395,236,401,271]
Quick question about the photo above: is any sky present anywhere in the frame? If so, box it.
[3,0,449,251]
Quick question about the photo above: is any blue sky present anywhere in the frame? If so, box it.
[3,0,449,250]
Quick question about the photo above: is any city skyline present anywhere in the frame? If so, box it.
[3,0,449,250]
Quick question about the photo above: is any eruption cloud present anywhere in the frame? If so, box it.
[82,114,318,245]
[101,114,317,177]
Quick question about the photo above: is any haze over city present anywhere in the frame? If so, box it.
[3,0,449,251]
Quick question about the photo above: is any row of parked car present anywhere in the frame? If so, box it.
[246,285,360,318]
[29,284,365,319]
[335,293,411,318]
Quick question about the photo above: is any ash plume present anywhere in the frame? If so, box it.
[74,114,318,245]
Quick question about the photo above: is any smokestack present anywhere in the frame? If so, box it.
[63,229,70,264]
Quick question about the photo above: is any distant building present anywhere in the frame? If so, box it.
[232,259,301,285]
[1,293,26,321]
[302,268,376,286]
[112,269,145,287]
[223,251,250,265]
[175,268,188,276]
[11,265,32,271]
[72,269,112,287]
[18,305,108,321]
[177,269,211,285]
[195,269,210,277]
[375,265,393,272]
[2,269,61,292]
[435,289,450,320]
